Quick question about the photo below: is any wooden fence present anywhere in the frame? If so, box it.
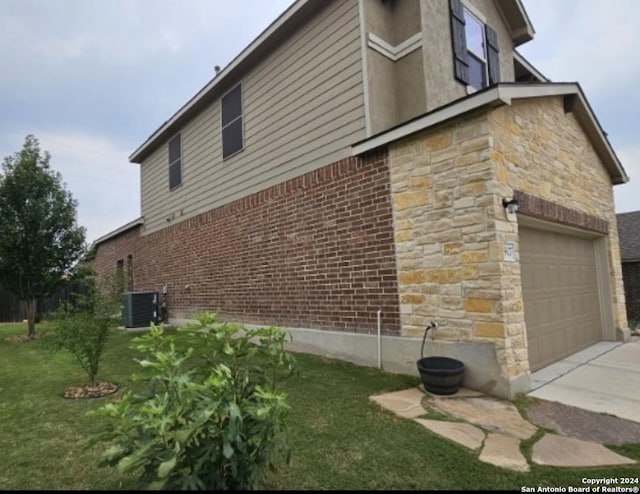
[0,283,88,323]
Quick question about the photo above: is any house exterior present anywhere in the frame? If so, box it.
[93,0,629,399]
[617,211,640,324]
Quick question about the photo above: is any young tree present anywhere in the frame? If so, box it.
[48,272,123,387]
[0,135,86,338]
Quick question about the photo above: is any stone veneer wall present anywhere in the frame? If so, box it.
[491,97,628,344]
[388,96,627,382]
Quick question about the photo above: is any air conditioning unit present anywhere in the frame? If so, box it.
[122,291,159,328]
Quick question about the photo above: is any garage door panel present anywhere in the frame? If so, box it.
[520,227,602,371]
[528,340,540,368]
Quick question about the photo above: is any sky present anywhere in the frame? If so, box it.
[0,0,638,245]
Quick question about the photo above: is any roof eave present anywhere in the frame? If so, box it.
[495,0,535,46]
[513,50,549,82]
[129,0,313,164]
[92,217,144,248]
[352,83,628,186]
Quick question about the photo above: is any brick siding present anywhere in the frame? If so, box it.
[622,262,640,323]
[93,226,141,283]
[93,150,401,334]
[514,190,609,234]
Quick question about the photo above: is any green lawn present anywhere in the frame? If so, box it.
[0,322,638,490]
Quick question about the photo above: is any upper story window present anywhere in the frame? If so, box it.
[464,10,487,90]
[450,0,500,91]
[221,84,243,159]
[168,133,182,190]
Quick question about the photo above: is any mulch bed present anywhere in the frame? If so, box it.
[4,334,38,343]
[63,382,119,399]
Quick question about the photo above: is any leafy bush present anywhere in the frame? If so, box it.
[89,314,296,490]
[47,273,122,385]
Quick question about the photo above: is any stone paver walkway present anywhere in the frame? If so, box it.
[532,434,636,467]
[414,419,484,450]
[369,386,636,472]
[480,433,529,472]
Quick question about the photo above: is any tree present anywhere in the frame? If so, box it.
[0,135,86,338]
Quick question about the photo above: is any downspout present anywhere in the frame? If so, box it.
[377,309,382,369]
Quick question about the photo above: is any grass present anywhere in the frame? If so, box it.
[519,429,547,463]
[1,322,639,490]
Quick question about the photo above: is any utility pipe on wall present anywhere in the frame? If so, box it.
[377,309,382,369]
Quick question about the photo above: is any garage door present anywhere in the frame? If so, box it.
[519,227,602,371]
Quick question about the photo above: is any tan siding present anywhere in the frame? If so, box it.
[140,0,365,234]
[244,47,363,141]
[245,1,359,111]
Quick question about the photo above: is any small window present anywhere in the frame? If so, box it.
[463,9,487,90]
[221,84,243,159]
[116,259,125,292]
[168,134,182,190]
[449,0,500,89]
[126,254,133,291]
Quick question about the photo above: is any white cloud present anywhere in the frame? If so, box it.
[521,0,640,214]
[37,131,140,244]
[0,0,297,246]
[520,0,640,93]
[0,130,140,245]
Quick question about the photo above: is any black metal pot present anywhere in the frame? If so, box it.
[417,323,465,395]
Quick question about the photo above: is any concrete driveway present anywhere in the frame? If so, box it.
[528,337,640,423]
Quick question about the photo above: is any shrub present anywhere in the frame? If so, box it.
[47,274,121,385]
[89,314,296,490]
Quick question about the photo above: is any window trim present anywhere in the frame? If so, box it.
[461,0,486,23]
[168,132,182,191]
[220,82,244,160]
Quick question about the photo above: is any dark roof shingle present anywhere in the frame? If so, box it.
[617,211,640,261]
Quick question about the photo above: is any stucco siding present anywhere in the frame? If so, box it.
[396,49,427,124]
[140,0,365,234]
[421,0,516,113]
[367,49,398,135]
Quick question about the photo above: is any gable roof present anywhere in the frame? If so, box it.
[352,82,628,186]
[496,0,535,45]
[129,0,320,164]
[617,211,640,262]
[128,0,535,165]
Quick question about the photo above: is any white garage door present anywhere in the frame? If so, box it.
[519,227,603,371]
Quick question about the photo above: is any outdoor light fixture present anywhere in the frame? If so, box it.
[502,198,520,214]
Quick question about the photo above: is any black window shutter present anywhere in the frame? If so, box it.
[169,160,181,189]
[485,25,500,85]
[168,134,182,189]
[450,0,469,85]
